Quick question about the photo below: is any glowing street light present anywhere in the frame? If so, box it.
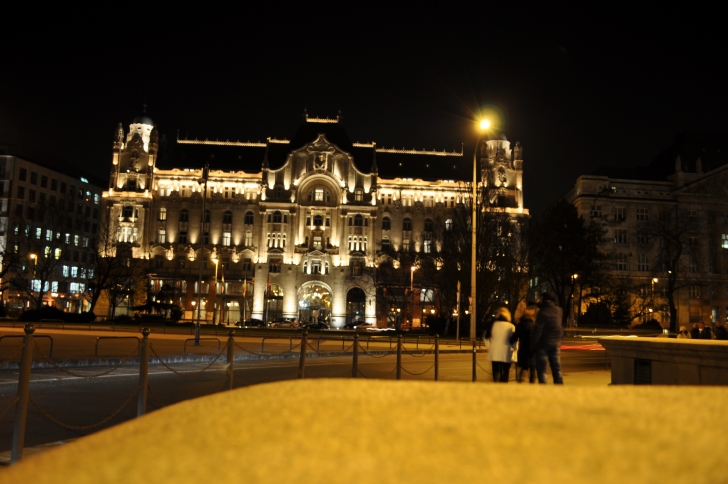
[410,266,417,327]
[470,119,490,340]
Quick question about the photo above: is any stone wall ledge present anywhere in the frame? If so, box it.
[599,337,728,385]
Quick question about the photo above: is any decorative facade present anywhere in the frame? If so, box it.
[101,112,527,327]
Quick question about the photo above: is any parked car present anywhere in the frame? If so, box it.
[303,321,329,330]
[344,319,370,330]
[268,318,299,329]
[237,318,265,328]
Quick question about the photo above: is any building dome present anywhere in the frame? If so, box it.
[132,115,154,126]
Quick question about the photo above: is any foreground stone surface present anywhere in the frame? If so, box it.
[3,379,727,483]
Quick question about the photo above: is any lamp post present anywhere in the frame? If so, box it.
[651,277,658,312]
[570,274,579,327]
[410,265,416,328]
[194,164,209,346]
[470,119,490,340]
[211,252,219,325]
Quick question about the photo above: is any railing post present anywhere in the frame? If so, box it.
[227,330,235,390]
[352,333,359,378]
[137,328,150,417]
[472,340,477,382]
[434,334,439,381]
[11,323,35,464]
[396,334,402,380]
[298,330,308,379]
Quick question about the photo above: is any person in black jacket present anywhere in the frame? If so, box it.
[530,291,564,384]
[690,322,701,339]
[714,321,728,340]
[510,305,536,383]
[698,322,713,340]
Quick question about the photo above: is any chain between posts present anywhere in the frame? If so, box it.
[148,343,227,376]
[33,344,139,378]
[401,363,436,376]
[0,344,23,370]
[146,382,168,408]
[28,385,141,430]
[0,397,19,420]
[357,344,396,358]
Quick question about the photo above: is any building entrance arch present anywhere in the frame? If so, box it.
[346,287,367,326]
[297,282,332,325]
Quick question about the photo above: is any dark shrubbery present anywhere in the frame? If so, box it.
[633,318,663,331]
[20,306,96,323]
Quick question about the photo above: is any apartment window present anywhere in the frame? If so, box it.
[155,255,164,268]
[688,236,698,246]
[614,229,628,244]
[122,205,133,218]
[354,188,363,202]
[313,215,323,227]
[30,172,37,184]
[159,208,167,221]
[245,211,254,225]
[242,258,252,273]
[244,231,253,247]
[423,240,432,253]
[637,254,649,272]
[687,210,698,223]
[402,238,411,252]
[178,231,188,244]
[381,238,390,252]
[351,259,362,276]
[636,208,648,221]
[60,182,66,194]
[590,206,601,218]
[19,168,27,181]
[424,219,433,233]
[445,219,453,232]
[40,175,48,188]
[637,233,648,245]
[615,253,627,271]
[51,179,57,191]
[382,217,391,230]
[269,258,281,273]
[722,234,728,249]
[689,257,698,273]
[614,207,626,221]
[223,211,233,224]
[660,209,671,223]
[403,218,412,231]
[158,228,166,243]
[17,186,25,199]
[689,285,701,299]
[222,232,231,246]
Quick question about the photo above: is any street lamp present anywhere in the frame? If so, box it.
[195,163,209,346]
[651,277,658,308]
[211,251,219,325]
[410,265,416,327]
[471,119,490,340]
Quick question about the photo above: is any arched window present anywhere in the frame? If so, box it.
[313,215,323,226]
[223,211,233,224]
[244,211,254,225]
[424,219,433,232]
[179,209,189,223]
[403,218,412,231]
[382,217,391,230]
[122,205,133,218]
[354,214,363,226]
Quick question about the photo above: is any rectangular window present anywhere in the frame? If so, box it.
[19,168,27,181]
[690,285,700,299]
[636,208,649,221]
[17,186,24,199]
[40,175,48,188]
[614,207,626,221]
[29,190,36,203]
[659,209,671,222]
[158,228,166,244]
[269,258,281,273]
[688,210,698,223]
[637,254,649,272]
[222,232,231,246]
[615,253,627,271]
[614,229,628,244]
[71,266,78,278]
[51,179,57,191]
[689,257,698,273]
[590,206,601,218]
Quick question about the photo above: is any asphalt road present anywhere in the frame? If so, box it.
[0,347,608,452]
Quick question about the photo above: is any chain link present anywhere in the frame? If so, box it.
[0,344,23,370]
[29,385,140,430]
[146,382,167,409]
[401,362,435,376]
[0,396,19,420]
[233,342,269,357]
[149,343,227,376]
[33,343,138,378]
[357,344,396,358]
[401,343,435,357]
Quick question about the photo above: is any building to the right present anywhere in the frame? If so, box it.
[565,132,728,332]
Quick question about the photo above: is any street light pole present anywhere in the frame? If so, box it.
[194,164,209,346]
[470,120,490,340]
[410,266,416,328]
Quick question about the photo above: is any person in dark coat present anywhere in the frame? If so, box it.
[690,322,701,339]
[510,305,536,383]
[714,321,728,340]
[698,322,713,340]
[530,291,564,384]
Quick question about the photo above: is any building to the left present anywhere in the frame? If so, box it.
[0,147,104,316]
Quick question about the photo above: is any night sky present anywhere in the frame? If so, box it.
[2,4,726,213]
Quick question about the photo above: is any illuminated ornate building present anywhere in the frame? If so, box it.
[102,112,527,327]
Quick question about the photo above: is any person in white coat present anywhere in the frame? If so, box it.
[484,307,517,383]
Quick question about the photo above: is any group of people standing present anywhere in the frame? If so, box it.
[484,291,564,384]
[678,321,728,340]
